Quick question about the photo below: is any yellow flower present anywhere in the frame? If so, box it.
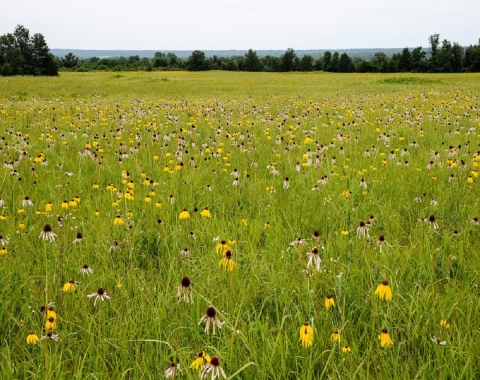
[219,250,236,271]
[240,219,247,226]
[440,320,450,329]
[113,215,124,226]
[467,176,474,184]
[94,210,100,216]
[325,294,335,310]
[17,208,25,214]
[200,207,211,218]
[92,183,99,189]
[342,345,351,353]
[26,332,39,345]
[331,330,341,343]
[299,321,314,348]
[375,279,393,301]
[69,200,77,208]
[144,196,151,203]
[19,223,25,229]
[127,181,135,189]
[379,328,393,347]
[264,222,271,229]
[215,240,232,255]
[62,279,77,293]
[61,200,69,209]
[179,209,190,219]
[341,229,349,236]
[45,317,57,331]
[190,351,211,370]
[0,247,7,255]
[45,202,53,212]
[156,202,162,208]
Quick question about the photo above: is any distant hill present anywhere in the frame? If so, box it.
[51,48,421,61]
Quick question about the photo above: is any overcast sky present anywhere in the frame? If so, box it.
[1,0,479,50]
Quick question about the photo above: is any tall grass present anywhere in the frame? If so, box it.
[0,71,479,379]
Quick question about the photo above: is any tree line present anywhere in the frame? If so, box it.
[1,26,480,76]
[57,35,480,74]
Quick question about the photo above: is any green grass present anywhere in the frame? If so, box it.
[0,71,479,379]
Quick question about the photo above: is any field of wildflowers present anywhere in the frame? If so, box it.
[0,71,479,379]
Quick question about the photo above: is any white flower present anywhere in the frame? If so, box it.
[87,288,110,306]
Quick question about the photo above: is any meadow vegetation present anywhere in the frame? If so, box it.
[0,71,479,379]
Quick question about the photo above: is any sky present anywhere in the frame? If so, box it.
[1,0,479,50]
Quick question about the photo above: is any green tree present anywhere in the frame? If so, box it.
[280,48,296,72]
[337,53,354,72]
[187,50,207,71]
[464,40,480,72]
[243,49,262,72]
[61,53,79,69]
[398,48,412,72]
[428,34,440,71]
[322,51,332,71]
[297,55,313,71]
[31,33,57,75]
[330,51,339,72]
[411,47,427,72]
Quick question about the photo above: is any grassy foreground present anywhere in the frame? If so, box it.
[0,71,479,379]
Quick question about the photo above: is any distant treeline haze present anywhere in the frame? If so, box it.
[1,25,480,75]
[54,36,480,74]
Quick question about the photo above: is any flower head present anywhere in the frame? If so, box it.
[26,331,39,345]
[87,287,111,306]
[164,362,182,378]
[39,224,56,242]
[219,250,236,271]
[190,351,211,370]
[177,276,193,303]
[307,246,322,272]
[113,215,124,226]
[379,328,393,347]
[325,294,335,310]
[299,321,314,348]
[215,240,233,255]
[200,356,226,379]
[179,208,190,219]
[342,345,351,353]
[200,207,211,218]
[375,279,393,301]
[331,330,341,343]
[440,319,450,329]
[41,332,59,341]
[63,279,80,293]
[199,306,223,335]
[80,264,94,275]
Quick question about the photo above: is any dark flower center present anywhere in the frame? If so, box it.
[206,306,216,318]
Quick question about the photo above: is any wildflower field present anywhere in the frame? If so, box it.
[1,71,479,379]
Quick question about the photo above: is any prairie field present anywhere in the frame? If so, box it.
[0,71,479,379]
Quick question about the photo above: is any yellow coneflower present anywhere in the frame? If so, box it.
[179,208,190,219]
[342,345,351,353]
[144,196,151,203]
[331,330,341,343]
[375,279,393,301]
[440,319,450,329]
[113,215,124,226]
[215,240,232,255]
[155,202,162,208]
[45,202,53,212]
[92,183,99,189]
[45,316,57,331]
[200,207,211,218]
[341,229,349,236]
[45,306,57,320]
[299,321,314,348]
[190,351,211,370]
[379,328,393,347]
[61,200,69,209]
[325,294,335,310]
[240,218,247,226]
[219,250,236,271]
[26,331,39,345]
[63,279,78,293]
[0,246,7,255]
[94,210,100,216]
